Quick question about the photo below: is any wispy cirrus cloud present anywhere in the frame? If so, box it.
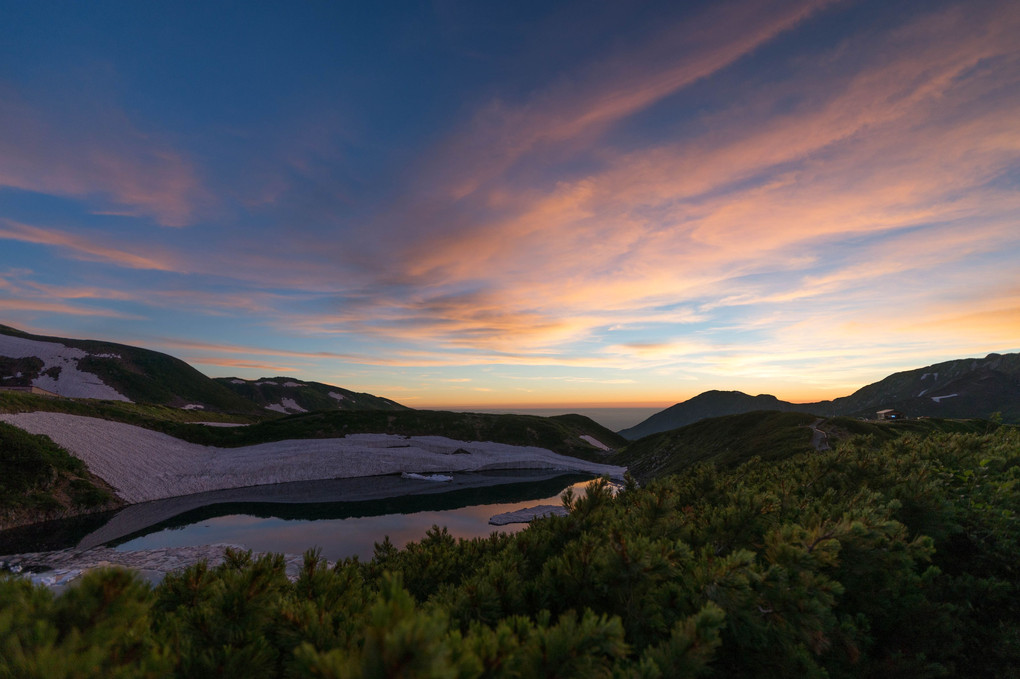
[0,85,203,227]
[0,298,141,319]
[322,0,1019,364]
[0,219,180,270]
[428,0,838,201]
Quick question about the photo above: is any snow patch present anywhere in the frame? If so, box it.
[918,389,929,397]
[0,334,130,401]
[255,380,280,386]
[230,379,247,384]
[281,397,307,413]
[282,381,306,387]
[181,404,204,410]
[264,399,307,414]
[920,372,938,381]
[328,392,346,401]
[580,435,611,451]
[931,394,958,403]
[26,569,84,588]
[401,472,453,482]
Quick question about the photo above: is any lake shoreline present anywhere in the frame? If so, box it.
[0,543,323,592]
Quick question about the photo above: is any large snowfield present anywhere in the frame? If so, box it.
[0,412,625,503]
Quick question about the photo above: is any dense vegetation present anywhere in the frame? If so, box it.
[2,427,1017,677]
[0,422,119,529]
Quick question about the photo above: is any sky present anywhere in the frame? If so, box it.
[1,0,1018,408]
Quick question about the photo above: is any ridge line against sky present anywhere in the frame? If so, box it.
[1,0,1018,407]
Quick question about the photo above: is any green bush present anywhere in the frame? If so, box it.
[0,422,113,515]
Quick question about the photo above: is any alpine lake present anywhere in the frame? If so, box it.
[0,470,599,562]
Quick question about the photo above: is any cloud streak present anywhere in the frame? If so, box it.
[328,0,1020,365]
[0,220,180,271]
[0,86,203,227]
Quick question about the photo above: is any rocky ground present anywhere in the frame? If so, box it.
[0,543,322,592]
[488,504,569,525]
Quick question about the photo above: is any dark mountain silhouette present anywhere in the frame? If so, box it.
[618,391,803,440]
[213,376,406,414]
[620,352,1020,439]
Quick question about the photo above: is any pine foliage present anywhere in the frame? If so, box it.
[1,428,1017,677]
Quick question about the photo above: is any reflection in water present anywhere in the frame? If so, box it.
[0,471,596,562]
[113,474,592,561]
[0,509,121,555]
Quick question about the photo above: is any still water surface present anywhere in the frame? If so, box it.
[109,472,593,562]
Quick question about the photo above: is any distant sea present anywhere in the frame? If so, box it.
[451,407,664,432]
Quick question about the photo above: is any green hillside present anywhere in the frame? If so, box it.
[0,422,121,530]
[0,325,414,416]
[612,411,816,480]
[0,391,256,427]
[0,325,263,413]
[214,376,408,413]
[613,410,997,482]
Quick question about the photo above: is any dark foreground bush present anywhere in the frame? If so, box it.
[0,422,115,522]
[2,429,1017,678]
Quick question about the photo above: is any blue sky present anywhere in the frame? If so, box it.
[1,0,1018,407]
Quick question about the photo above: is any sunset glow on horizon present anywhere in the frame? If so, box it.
[2,0,1018,408]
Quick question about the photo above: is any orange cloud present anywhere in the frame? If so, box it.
[432,0,836,200]
[156,338,365,361]
[0,87,203,227]
[0,299,141,318]
[331,1,1019,360]
[0,219,179,270]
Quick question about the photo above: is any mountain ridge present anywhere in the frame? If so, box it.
[0,325,404,415]
[213,376,407,414]
[619,352,1020,439]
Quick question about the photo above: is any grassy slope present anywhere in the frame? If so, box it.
[613,411,817,481]
[0,392,258,426]
[613,410,999,482]
[0,422,122,530]
[213,377,408,412]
